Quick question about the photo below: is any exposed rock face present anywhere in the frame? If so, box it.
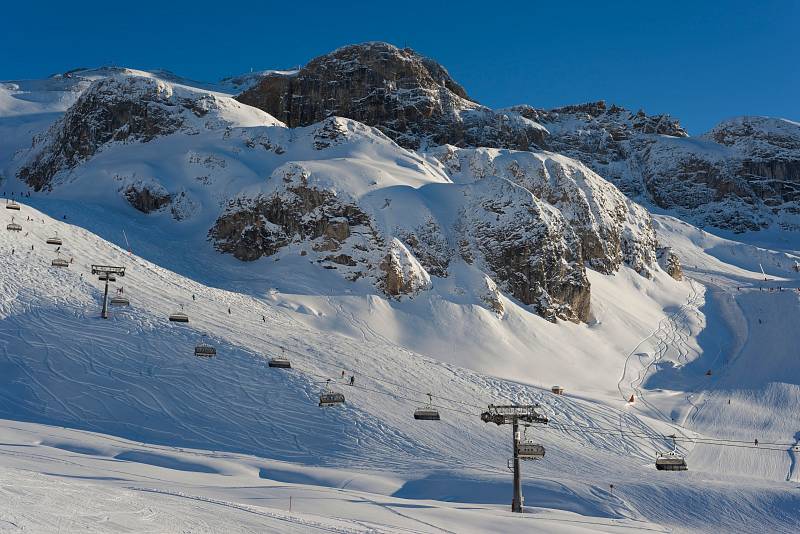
[18,77,193,190]
[237,42,548,151]
[431,146,658,276]
[123,182,171,213]
[456,178,590,322]
[209,164,381,266]
[16,74,275,192]
[657,247,683,281]
[515,103,800,231]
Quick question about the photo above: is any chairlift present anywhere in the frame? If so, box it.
[51,254,69,268]
[413,393,440,421]
[46,235,63,246]
[110,289,129,306]
[169,304,189,322]
[656,436,688,471]
[319,379,345,407]
[99,273,116,282]
[6,217,21,232]
[194,341,216,358]
[517,427,545,460]
[268,348,291,368]
[5,201,20,211]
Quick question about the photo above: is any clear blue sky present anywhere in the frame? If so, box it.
[3,0,797,134]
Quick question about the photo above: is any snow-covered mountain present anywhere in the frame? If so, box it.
[5,70,663,323]
[2,42,800,533]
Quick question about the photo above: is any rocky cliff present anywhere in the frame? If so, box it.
[516,102,800,231]
[237,42,548,151]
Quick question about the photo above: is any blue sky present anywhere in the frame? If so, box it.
[3,0,797,134]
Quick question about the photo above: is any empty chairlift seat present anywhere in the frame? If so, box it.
[110,295,129,306]
[655,450,688,471]
[169,310,189,322]
[5,201,20,211]
[517,440,546,460]
[319,380,345,407]
[268,349,291,369]
[51,257,69,268]
[6,219,22,231]
[98,273,116,282]
[413,394,440,421]
[194,342,216,358]
[46,235,63,246]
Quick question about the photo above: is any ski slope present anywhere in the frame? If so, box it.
[1,200,799,532]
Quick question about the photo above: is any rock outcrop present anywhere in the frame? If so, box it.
[237,42,548,151]
[657,247,683,281]
[515,102,800,231]
[431,146,658,275]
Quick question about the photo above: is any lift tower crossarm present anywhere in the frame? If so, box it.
[480,404,548,513]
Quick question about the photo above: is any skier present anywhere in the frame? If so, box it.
[349,375,355,386]
[754,439,759,447]
[262,315,266,323]
[11,248,14,255]
[341,370,345,379]
[228,307,231,315]
[192,294,196,301]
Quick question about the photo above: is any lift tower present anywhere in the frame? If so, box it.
[91,265,125,319]
[481,404,549,513]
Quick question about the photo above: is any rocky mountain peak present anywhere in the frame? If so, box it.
[236,42,548,151]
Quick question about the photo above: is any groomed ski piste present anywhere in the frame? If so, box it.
[1,198,800,533]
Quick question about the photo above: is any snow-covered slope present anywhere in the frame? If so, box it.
[2,197,799,532]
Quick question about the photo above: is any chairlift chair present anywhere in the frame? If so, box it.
[655,450,688,471]
[319,379,345,407]
[110,293,130,306]
[268,348,291,368]
[194,342,216,358]
[6,218,21,232]
[516,426,545,460]
[99,273,116,282]
[51,256,69,268]
[656,436,688,471]
[5,201,20,211]
[413,393,440,421]
[517,441,546,460]
[46,235,63,246]
[169,305,189,322]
